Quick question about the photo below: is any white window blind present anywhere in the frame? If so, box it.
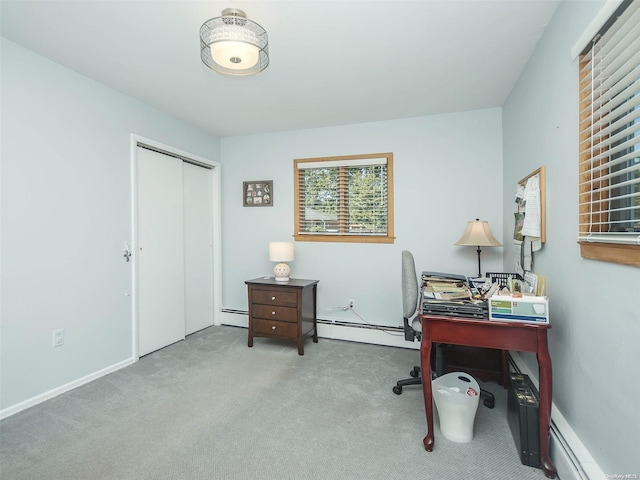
[294,153,394,242]
[578,0,640,247]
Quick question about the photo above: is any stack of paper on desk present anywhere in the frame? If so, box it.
[421,272,488,319]
[422,272,471,300]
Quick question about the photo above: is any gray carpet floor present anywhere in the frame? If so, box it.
[0,325,545,479]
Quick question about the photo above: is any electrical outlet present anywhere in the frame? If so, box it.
[349,299,355,309]
[53,329,64,347]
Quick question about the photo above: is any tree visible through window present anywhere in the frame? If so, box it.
[294,153,394,243]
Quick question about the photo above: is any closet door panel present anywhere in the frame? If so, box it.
[137,148,185,356]
[183,162,214,335]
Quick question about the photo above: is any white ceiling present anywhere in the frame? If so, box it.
[1,0,560,137]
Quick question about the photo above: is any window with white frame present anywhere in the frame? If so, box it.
[293,153,394,243]
[578,0,640,267]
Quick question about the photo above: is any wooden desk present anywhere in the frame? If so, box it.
[419,314,556,479]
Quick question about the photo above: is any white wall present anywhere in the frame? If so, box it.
[220,110,504,330]
[503,1,639,475]
[0,39,220,412]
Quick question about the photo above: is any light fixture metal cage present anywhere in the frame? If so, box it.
[200,8,269,76]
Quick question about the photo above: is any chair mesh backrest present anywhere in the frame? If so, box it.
[401,250,419,319]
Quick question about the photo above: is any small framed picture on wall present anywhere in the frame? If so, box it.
[243,180,273,207]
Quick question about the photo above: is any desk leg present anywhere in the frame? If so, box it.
[420,330,434,452]
[537,330,557,479]
[312,286,319,343]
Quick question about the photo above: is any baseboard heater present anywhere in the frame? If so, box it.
[221,308,249,315]
[220,308,402,333]
[317,318,403,332]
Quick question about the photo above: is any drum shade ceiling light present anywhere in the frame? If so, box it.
[200,8,269,76]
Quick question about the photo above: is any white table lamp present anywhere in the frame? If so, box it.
[269,242,294,282]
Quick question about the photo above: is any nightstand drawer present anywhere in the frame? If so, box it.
[253,318,297,338]
[252,289,297,307]
[252,304,298,322]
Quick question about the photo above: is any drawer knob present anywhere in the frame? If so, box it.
[271,296,276,301]
[271,325,276,330]
[272,311,276,315]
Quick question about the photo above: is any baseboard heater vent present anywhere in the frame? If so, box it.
[317,318,403,332]
[221,309,402,333]
[222,308,248,315]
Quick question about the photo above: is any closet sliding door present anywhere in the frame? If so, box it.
[183,162,214,335]
[137,148,186,356]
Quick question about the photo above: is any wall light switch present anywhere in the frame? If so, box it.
[53,329,64,347]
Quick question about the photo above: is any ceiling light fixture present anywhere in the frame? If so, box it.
[200,8,269,76]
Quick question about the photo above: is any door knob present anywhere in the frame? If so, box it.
[123,244,132,262]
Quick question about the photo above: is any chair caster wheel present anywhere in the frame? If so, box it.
[410,370,419,378]
[393,386,402,395]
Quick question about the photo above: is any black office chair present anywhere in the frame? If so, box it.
[392,250,495,409]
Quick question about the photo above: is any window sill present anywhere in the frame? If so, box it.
[578,242,640,267]
[294,234,395,244]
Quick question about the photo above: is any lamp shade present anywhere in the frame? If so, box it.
[455,220,502,247]
[269,242,294,262]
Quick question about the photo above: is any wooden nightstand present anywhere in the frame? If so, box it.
[245,277,319,355]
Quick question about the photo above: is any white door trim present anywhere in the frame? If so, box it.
[130,134,222,360]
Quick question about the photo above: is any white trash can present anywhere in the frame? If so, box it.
[432,372,480,443]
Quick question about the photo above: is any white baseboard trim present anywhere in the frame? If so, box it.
[509,352,603,480]
[0,357,136,420]
[220,310,415,350]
